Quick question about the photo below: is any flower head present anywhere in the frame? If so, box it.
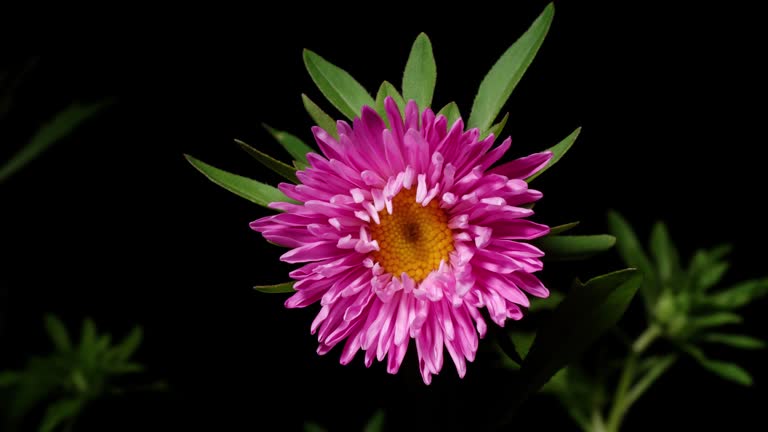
[251,98,552,383]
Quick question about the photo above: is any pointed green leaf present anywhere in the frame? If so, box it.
[687,312,742,332]
[301,94,339,139]
[607,210,658,304]
[0,371,21,387]
[363,409,386,432]
[535,234,615,261]
[374,81,406,119]
[254,281,296,294]
[235,139,298,183]
[485,113,509,139]
[185,155,297,208]
[528,290,565,312]
[701,333,765,350]
[548,221,580,236]
[705,278,768,309]
[113,326,143,361]
[0,101,109,183]
[689,245,732,279]
[303,422,327,432]
[649,221,680,283]
[39,398,83,432]
[696,262,730,292]
[494,326,524,366]
[263,124,314,169]
[683,345,753,385]
[402,33,436,108]
[80,318,97,355]
[468,3,554,132]
[517,269,641,401]
[437,102,461,127]
[44,315,72,353]
[303,49,375,120]
[526,127,581,182]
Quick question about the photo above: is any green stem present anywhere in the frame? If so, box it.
[604,325,661,432]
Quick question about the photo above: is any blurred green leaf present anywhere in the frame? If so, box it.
[185,155,297,208]
[535,234,615,261]
[437,102,461,128]
[112,326,143,362]
[303,422,327,432]
[254,282,296,294]
[517,269,641,402]
[402,32,436,108]
[235,139,299,183]
[548,221,580,236]
[528,290,564,312]
[494,326,524,367]
[687,312,742,332]
[263,124,314,170]
[303,49,375,120]
[700,333,765,350]
[79,318,97,359]
[485,113,509,140]
[0,370,21,386]
[607,210,658,304]
[696,262,730,292]
[301,94,339,139]
[689,245,732,280]
[363,409,386,432]
[468,3,554,132]
[625,355,676,407]
[0,102,109,184]
[704,278,768,309]
[649,222,680,284]
[45,315,72,353]
[683,345,752,386]
[374,81,406,120]
[39,398,83,432]
[526,127,581,182]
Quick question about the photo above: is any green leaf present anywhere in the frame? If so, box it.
[374,81,406,119]
[548,221,580,236]
[683,345,752,386]
[185,155,297,208]
[0,101,109,184]
[687,312,742,332]
[39,398,83,432]
[263,124,314,169]
[625,355,677,407]
[0,370,21,386]
[437,102,461,128]
[80,318,97,357]
[303,422,327,432]
[254,281,296,294]
[695,262,730,292]
[112,326,143,361]
[607,210,658,304]
[517,269,642,402]
[303,49,375,120]
[526,127,581,182]
[301,94,339,139]
[468,3,554,132]
[705,278,768,309]
[485,113,509,139]
[528,290,565,312]
[494,326,524,366]
[44,315,72,353]
[535,234,615,261]
[700,333,765,350]
[363,409,386,432]
[649,221,680,284]
[235,139,298,183]
[402,33,436,108]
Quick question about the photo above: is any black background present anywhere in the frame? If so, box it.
[2,1,765,430]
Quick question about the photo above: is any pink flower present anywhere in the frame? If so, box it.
[250,98,551,384]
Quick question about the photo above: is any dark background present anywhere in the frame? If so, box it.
[2,1,765,430]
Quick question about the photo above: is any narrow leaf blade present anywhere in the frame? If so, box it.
[437,102,461,128]
[468,3,554,132]
[235,139,298,183]
[700,333,765,350]
[40,398,83,432]
[263,124,314,168]
[684,345,753,386]
[485,113,509,140]
[254,282,296,294]
[535,234,616,261]
[607,210,658,303]
[705,278,768,309]
[548,221,580,236]
[185,155,296,208]
[303,49,375,120]
[526,127,581,182]
[649,221,680,283]
[301,94,339,139]
[363,409,386,432]
[402,33,437,108]
[44,315,72,352]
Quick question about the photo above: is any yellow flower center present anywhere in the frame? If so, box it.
[370,188,454,282]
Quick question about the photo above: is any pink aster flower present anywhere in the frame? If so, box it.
[250,97,552,384]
